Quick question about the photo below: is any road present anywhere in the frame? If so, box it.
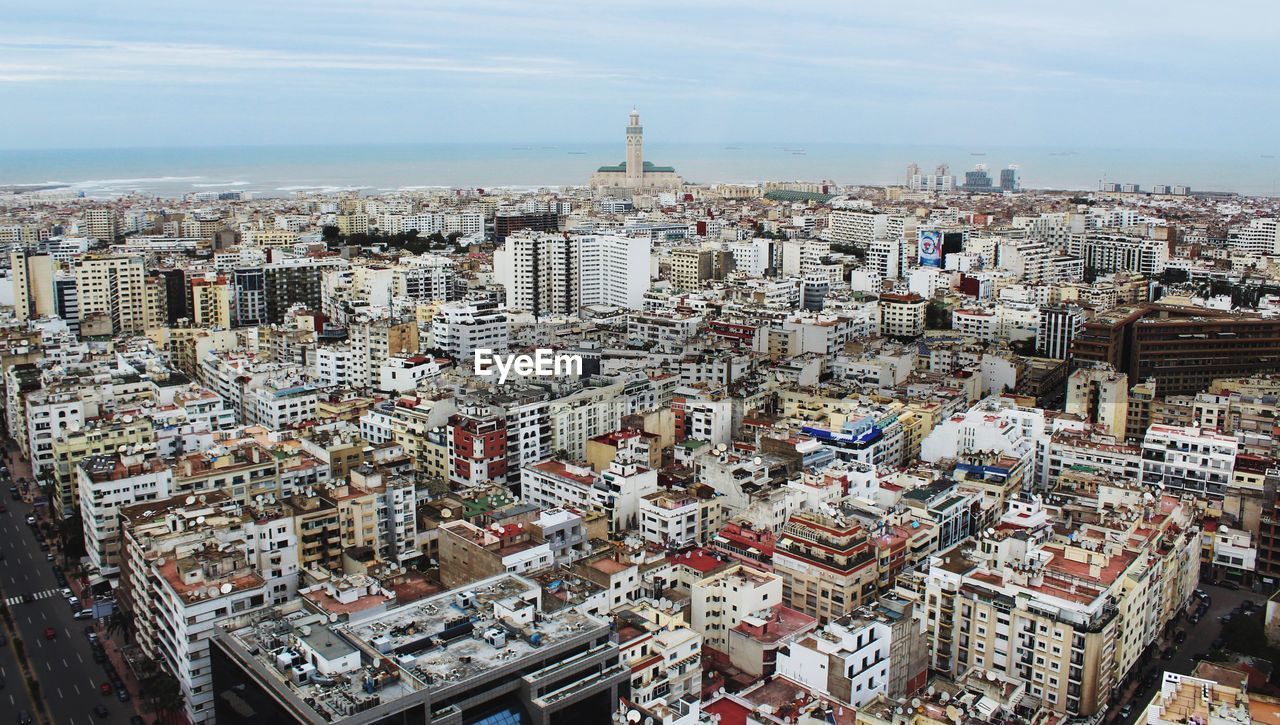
[0,483,132,725]
[1113,581,1256,724]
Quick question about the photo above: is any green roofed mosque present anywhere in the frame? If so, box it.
[588,109,684,192]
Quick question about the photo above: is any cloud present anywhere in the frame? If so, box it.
[0,37,644,84]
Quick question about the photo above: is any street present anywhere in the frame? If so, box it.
[0,476,138,724]
[1113,581,1259,724]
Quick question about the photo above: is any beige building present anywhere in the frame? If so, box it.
[191,273,232,328]
[10,250,56,322]
[1066,364,1129,439]
[75,254,148,333]
[670,248,712,290]
[82,207,118,241]
[879,293,927,338]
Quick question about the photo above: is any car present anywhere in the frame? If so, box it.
[75,609,94,620]
[1190,613,1201,624]
[1119,704,1133,719]
[43,627,55,640]
[1161,647,1175,660]
[1220,581,1240,590]
[17,710,32,725]
[0,503,7,513]
[0,632,7,646]
[84,626,96,639]
[66,596,80,608]
[1241,600,1256,611]
[116,688,130,702]
[1219,614,1232,623]
[1175,631,1187,644]
[24,514,34,524]
[93,704,109,719]
[1194,589,1206,599]
[100,682,112,695]
[37,542,48,552]
[45,553,54,561]
[58,587,72,598]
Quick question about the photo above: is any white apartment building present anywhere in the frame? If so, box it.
[1141,424,1238,501]
[775,614,892,708]
[121,495,273,724]
[639,489,701,548]
[1228,217,1279,256]
[431,299,509,360]
[79,451,172,577]
[828,209,888,247]
[495,232,652,315]
[690,565,783,653]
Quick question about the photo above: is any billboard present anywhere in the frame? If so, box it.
[918,230,942,268]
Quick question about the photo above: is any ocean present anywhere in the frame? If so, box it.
[1,142,1277,199]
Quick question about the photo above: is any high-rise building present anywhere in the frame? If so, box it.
[1036,304,1084,360]
[1065,364,1129,438]
[74,254,148,333]
[82,207,118,241]
[191,273,232,329]
[264,261,325,323]
[494,232,650,315]
[9,250,56,322]
[999,165,1020,191]
[494,210,559,243]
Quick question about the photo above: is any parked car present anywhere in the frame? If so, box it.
[1175,630,1186,644]
[24,514,35,525]
[116,688,130,702]
[0,502,7,513]
[1119,703,1133,719]
[100,682,112,695]
[1220,581,1240,590]
[18,710,32,725]
[1161,647,1175,660]
[93,704,109,719]
[75,609,94,620]
[43,627,56,640]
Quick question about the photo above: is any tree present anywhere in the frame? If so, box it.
[107,609,135,643]
[321,225,340,243]
[140,665,184,722]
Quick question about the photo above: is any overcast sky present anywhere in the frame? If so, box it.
[2,0,1275,149]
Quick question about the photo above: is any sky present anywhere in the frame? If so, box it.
[2,0,1276,150]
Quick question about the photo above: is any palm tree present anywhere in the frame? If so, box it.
[140,666,184,724]
[106,609,135,644]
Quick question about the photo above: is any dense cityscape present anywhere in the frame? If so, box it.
[0,107,1279,725]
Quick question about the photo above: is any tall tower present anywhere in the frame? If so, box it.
[625,109,644,185]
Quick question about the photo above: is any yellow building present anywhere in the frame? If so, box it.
[191,273,232,329]
[52,416,155,520]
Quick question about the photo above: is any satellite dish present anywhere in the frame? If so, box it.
[753,457,762,465]
[220,582,233,594]
[946,705,961,723]
[207,586,220,598]
[939,692,950,702]
[912,699,922,708]
[196,516,205,525]
[928,686,936,696]
[185,496,195,505]
[441,509,452,518]
[155,558,166,567]
[626,712,642,724]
